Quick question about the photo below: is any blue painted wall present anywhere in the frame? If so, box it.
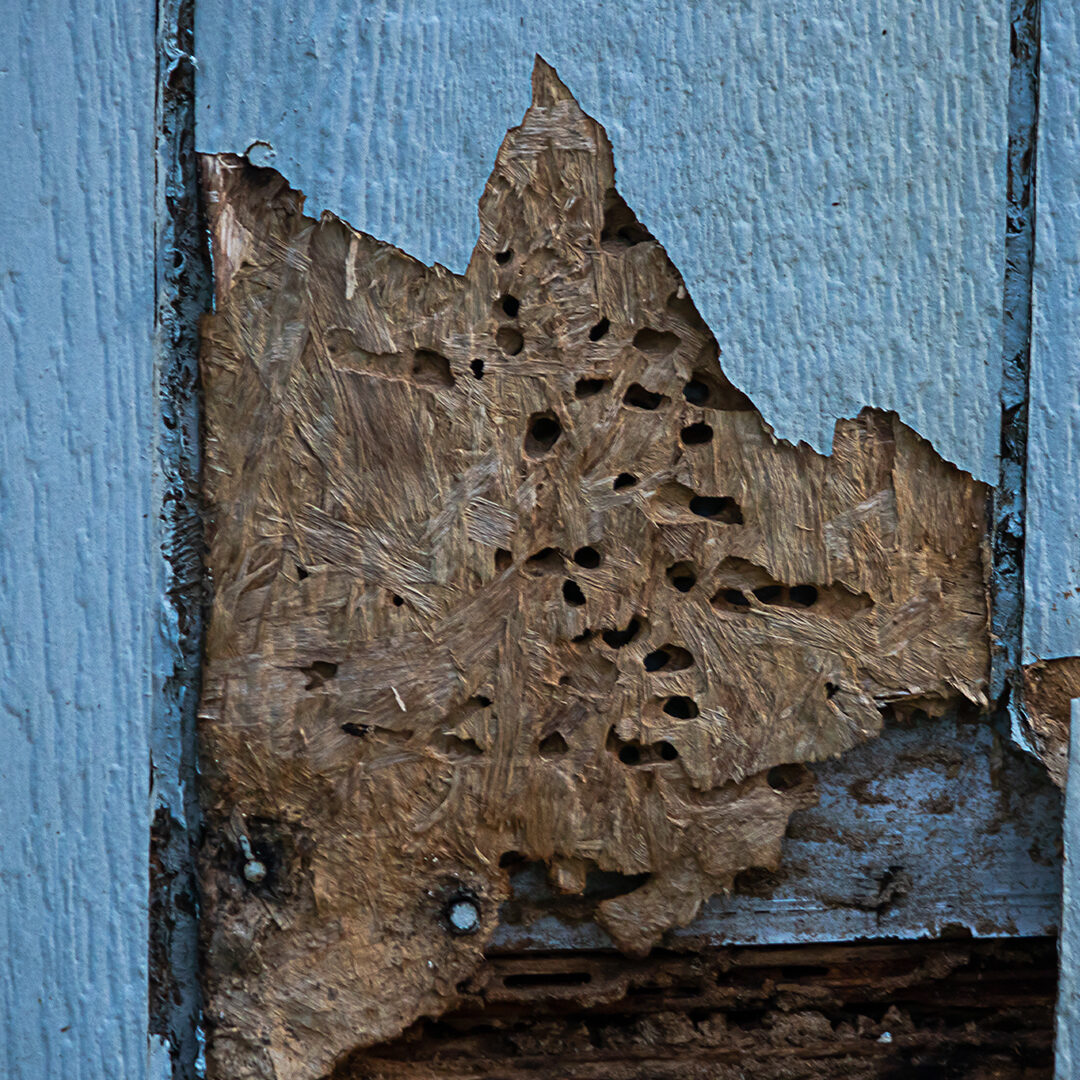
[196,0,1010,482]
[1027,0,1080,663]
[0,2,156,1077]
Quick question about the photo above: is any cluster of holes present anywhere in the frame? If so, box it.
[607,726,679,766]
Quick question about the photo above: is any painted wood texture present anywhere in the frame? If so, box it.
[194,0,1009,482]
[0,2,156,1078]
[1028,0,1080,664]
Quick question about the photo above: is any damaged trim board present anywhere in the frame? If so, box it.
[194,0,1010,482]
[197,63,1060,1080]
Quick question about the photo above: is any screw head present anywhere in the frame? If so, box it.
[243,859,267,884]
[445,896,481,935]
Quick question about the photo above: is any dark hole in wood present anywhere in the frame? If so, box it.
[500,294,520,318]
[470,358,484,379]
[666,562,697,592]
[525,413,562,456]
[623,382,665,410]
[494,248,513,265]
[574,377,610,398]
[683,378,709,405]
[790,584,819,607]
[659,741,679,761]
[562,579,586,606]
[753,585,783,604]
[683,368,755,411]
[526,547,563,573]
[391,594,405,606]
[539,731,568,758]
[503,970,592,989]
[498,850,526,867]
[720,588,750,608]
[573,546,601,568]
[295,563,309,580]
[341,722,370,738]
[680,422,714,445]
[588,317,610,341]
[663,695,699,719]
[689,495,743,523]
[613,472,637,490]
[602,618,642,648]
[826,682,839,699]
[411,348,455,388]
[467,695,493,708]
[301,660,338,690]
[494,548,513,571]
[643,649,670,672]
[643,645,694,672]
[632,327,680,357]
[496,326,524,355]
[767,764,806,791]
[618,744,641,766]
[601,188,652,247]
[571,629,593,643]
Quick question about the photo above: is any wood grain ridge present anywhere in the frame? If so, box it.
[198,58,991,1080]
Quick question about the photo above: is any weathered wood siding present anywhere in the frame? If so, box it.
[0,2,156,1078]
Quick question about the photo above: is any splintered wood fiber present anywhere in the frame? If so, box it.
[198,59,991,1080]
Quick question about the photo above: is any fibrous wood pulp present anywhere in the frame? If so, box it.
[198,59,990,1080]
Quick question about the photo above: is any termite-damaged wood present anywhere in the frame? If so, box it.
[334,938,1057,1079]
[198,59,990,1080]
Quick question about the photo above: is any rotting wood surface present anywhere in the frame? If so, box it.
[335,938,1057,1079]
[198,59,991,1080]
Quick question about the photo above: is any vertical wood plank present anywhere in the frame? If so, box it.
[0,2,156,1077]
[1055,698,1080,1077]
[1027,0,1080,664]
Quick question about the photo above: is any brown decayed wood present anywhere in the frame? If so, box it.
[334,939,1056,1080]
[198,59,990,1079]
[1024,656,1080,788]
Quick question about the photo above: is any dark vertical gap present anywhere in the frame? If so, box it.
[992,0,1041,745]
[151,0,211,1074]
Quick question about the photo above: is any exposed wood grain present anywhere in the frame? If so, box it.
[198,61,991,1080]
